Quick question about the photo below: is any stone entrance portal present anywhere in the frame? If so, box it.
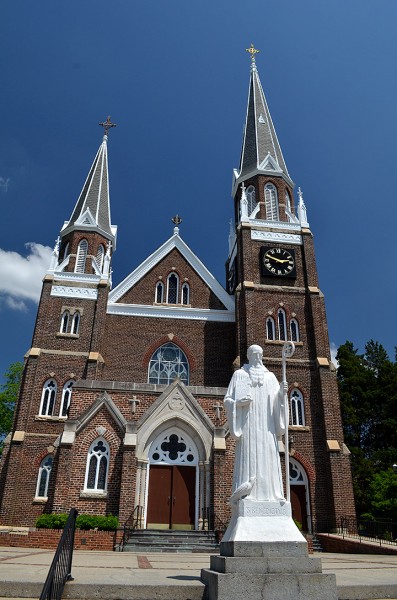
[146,428,199,529]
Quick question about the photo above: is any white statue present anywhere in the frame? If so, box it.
[224,344,287,505]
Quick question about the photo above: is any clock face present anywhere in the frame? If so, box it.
[261,247,296,278]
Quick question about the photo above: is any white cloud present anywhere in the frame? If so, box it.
[0,177,10,193]
[0,243,52,310]
[330,342,339,368]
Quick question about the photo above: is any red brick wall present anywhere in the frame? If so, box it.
[0,528,119,551]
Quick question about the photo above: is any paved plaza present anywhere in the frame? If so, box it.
[0,546,397,599]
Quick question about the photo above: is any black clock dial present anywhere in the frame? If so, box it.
[261,247,296,278]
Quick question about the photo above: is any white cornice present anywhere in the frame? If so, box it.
[250,220,301,232]
[53,271,101,284]
[109,233,234,312]
[51,285,98,300]
[251,230,302,245]
[107,302,235,322]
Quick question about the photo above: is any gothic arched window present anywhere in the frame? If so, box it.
[148,342,189,385]
[246,185,257,217]
[266,316,275,341]
[155,281,164,303]
[278,308,287,341]
[85,438,109,492]
[75,239,88,273]
[71,311,80,335]
[36,455,53,498]
[181,282,190,305]
[60,380,74,417]
[167,273,179,304]
[96,244,105,272]
[290,318,300,342]
[39,379,57,416]
[291,388,305,426]
[60,310,70,334]
[265,183,279,221]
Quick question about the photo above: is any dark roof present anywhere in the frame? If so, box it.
[239,63,290,179]
[67,136,113,236]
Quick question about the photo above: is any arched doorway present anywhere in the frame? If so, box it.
[146,428,199,530]
[289,458,311,532]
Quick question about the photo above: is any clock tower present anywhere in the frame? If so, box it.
[227,47,355,529]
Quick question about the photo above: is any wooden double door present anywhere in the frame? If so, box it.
[146,465,196,529]
[291,485,308,531]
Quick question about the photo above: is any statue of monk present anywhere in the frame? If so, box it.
[224,344,287,505]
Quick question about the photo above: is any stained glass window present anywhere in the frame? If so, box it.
[266,316,275,340]
[40,379,57,416]
[148,342,189,385]
[278,308,287,341]
[167,273,179,304]
[291,389,305,426]
[290,318,300,342]
[85,439,109,492]
[60,380,73,417]
[265,183,279,221]
[36,455,53,498]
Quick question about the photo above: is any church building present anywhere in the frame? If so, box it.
[0,50,355,534]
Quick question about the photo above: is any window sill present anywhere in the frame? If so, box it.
[289,425,310,432]
[33,497,48,504]
[57,333,79,339]
[80,491,108,499]
[35,415,68,422]
[265,340,303,346]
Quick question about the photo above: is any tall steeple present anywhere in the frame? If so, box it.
[61,117,117,245]
[233,45,293,191]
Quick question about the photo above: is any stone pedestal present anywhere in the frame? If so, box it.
[201,500,337,600]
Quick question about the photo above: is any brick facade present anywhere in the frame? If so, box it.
[0,63,356,539]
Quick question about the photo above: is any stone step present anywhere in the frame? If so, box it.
[123,529,219,552]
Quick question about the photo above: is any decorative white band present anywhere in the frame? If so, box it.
[250,220,301,232]
[251,230,302,245]
[107,303,235,322]
[51,286,98,300]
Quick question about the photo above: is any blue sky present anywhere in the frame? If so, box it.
[1,0,397,382]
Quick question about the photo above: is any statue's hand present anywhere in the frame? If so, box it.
[236,396,252,406]
[281,381,288,394]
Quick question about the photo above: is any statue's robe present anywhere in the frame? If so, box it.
[224,365,286,503]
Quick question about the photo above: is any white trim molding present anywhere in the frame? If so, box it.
[51,286,98,300]
[107,302,235,322]
[251,230,302,245]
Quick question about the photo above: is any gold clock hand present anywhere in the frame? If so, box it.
[265,254,290,264]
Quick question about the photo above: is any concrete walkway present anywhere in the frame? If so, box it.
[0,546,397,599]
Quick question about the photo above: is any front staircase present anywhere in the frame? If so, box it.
[123,529,219,553]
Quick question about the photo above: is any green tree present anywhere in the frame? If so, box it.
[0,362,23,454]
[337,340,397,517]
[370,469,397,521]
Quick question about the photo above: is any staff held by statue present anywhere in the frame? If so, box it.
[282,341,295,503]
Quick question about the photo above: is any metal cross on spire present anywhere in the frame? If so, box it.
[172,215,182,235]
[99,116,117,136]
[172,215,182,226]
[246,43,260,63]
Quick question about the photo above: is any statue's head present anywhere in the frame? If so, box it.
[247,344,263,366]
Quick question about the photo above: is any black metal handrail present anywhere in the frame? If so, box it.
[120,505,143,551]
[204,508,228,542]
[316,515,397,547]
[39,508,78,600]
